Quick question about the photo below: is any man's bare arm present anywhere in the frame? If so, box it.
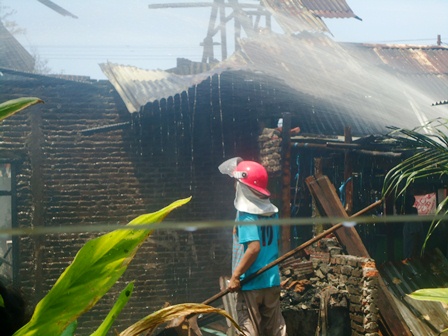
[228,240,260,292]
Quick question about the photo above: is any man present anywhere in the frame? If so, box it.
[219,158,287,336]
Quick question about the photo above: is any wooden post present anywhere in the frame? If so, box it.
[306,175,369,256]
[234,8,241,51]
[313,157,323,235]
[344,126,353,215]
[218,0,227,60]
[281,113,291,254]
[265,12,271,31]
[386,195,396,261]
[201,2,218,62]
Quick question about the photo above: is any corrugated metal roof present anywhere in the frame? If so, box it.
[341,42,448,108]
[380,249,448,335]
[259,0,360,34]
[0,21,35,73]
[101,33,448,135]
[301,0,360,19]
[261,0,330,34]
[99,62,227,113]
[344,43,448,74]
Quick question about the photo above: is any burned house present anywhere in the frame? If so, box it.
[102,32,448,257]
[2,9,448,336]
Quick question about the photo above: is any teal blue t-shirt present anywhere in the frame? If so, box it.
[236,211,281,291]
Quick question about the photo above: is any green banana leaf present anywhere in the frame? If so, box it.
[409,288,448,334]
[91,282,134,336]
[14,197,191,336]
[408,288,448,304]
[61,321,77,336]
[119,303,245,336]
[0,97,44,122]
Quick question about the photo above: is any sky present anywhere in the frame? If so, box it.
[2,0,448,80]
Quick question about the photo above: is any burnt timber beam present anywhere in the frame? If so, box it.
[202,1,219,62]
[208,13,234,36]
[293,142,402,158]
[219,0,227,60]
[305,175,412,336]
[228,0,259,38]
[305,175,368,255]
[344,126,353,214]
[313,157,324,235]
[149,1,270,59]
[281,112,292,254]
[234,7,241,48]
[37,0,78,18]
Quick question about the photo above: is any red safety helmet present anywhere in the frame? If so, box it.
[233,161,270,197]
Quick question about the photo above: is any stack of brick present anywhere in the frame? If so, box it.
[258,128,282,173]
[329,254,379,336]
[280,236,380,336]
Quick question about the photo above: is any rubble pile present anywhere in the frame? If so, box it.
[279,236,380,336]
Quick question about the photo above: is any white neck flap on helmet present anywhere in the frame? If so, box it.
[234,182,278,216]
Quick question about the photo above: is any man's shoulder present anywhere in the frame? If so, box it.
[237,212,278,222]
[237,212,259,222]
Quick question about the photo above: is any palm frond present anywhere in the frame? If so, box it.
[382,121,448,199]
[387,119,448,150]
[119,303,245,336]
[382,118,448,256]
[421,197,448,254]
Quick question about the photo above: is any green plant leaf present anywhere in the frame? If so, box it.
[91,282,134,336]
[408,288,448,304]
[0,98,44,122]
[421,198,448,254]
[14,197,191,336]
[0,294,4,308]
[381,119,448,254]
[119,303,245,336]
[61,321,77,336]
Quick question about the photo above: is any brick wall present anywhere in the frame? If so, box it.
[281,237,380,335]
[330,255,380,335]
[1,72,248,334]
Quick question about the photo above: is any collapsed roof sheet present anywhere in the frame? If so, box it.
[101,33,448,135]
[99,63,222,113]
[260,0,360,34]
[301,0,360,19]
[380,249,448,335]
[261,0,330,34]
